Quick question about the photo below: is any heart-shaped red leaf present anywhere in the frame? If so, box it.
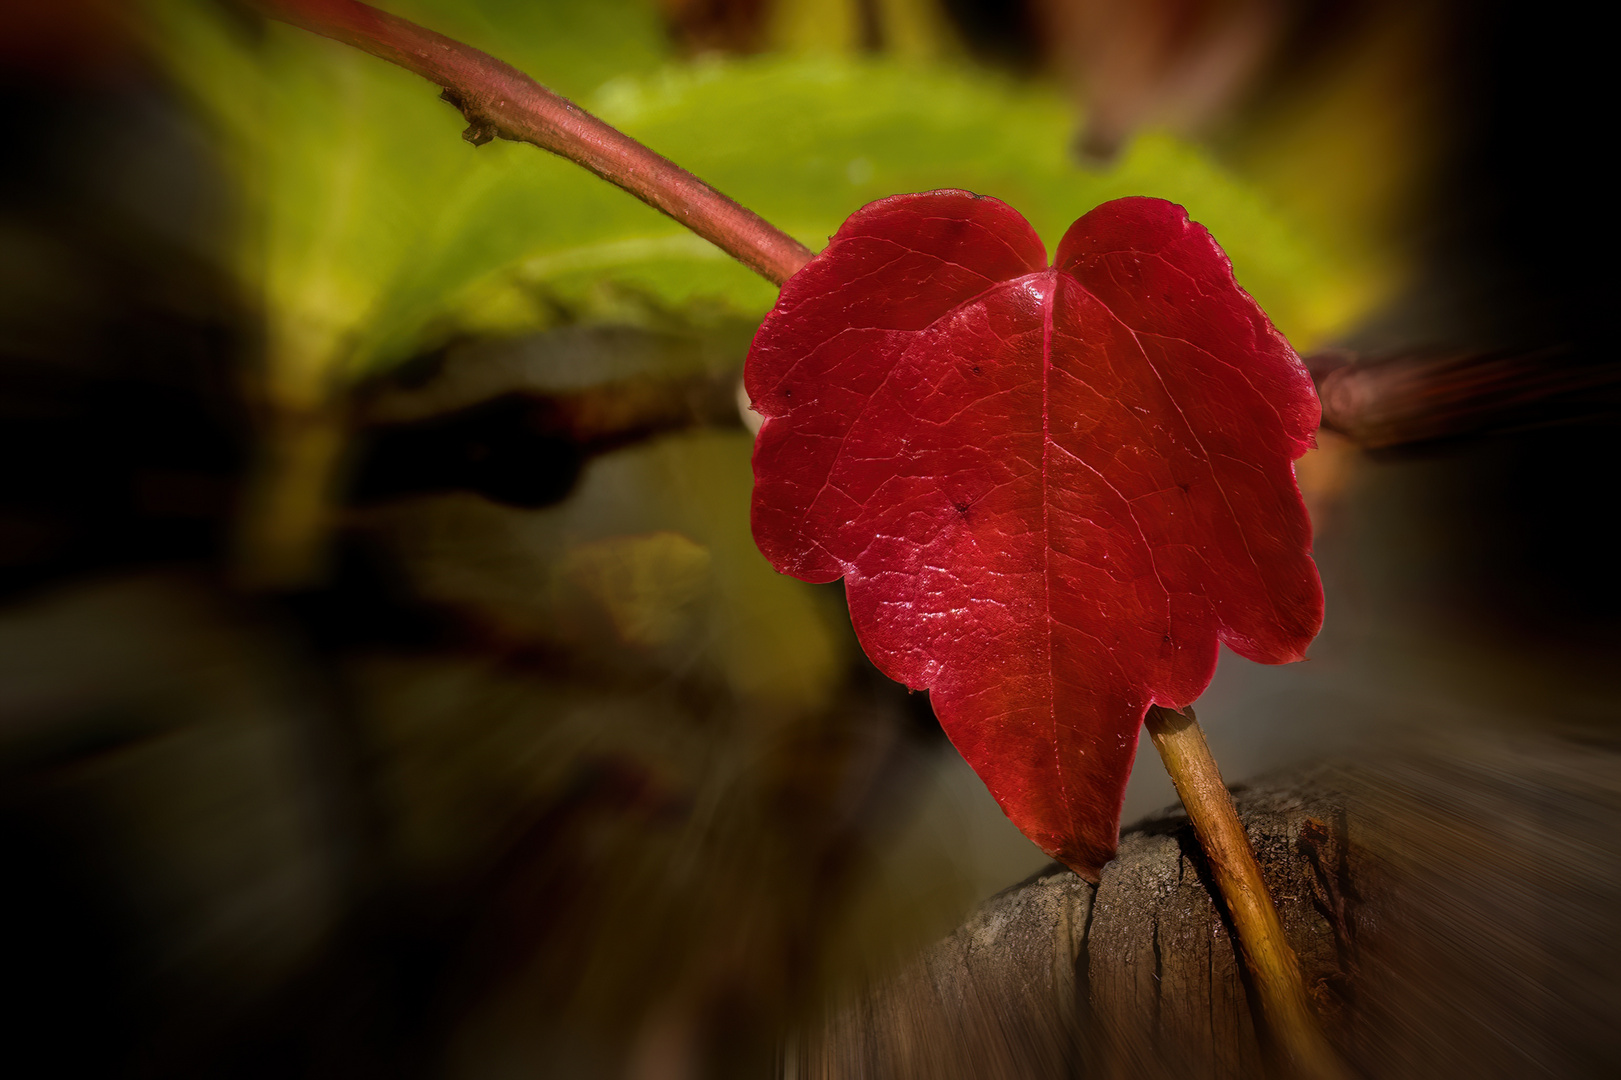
[746,191,1322,879]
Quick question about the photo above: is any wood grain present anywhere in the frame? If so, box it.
[796,729,1621,1078]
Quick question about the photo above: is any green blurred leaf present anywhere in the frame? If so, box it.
[559,57,1372,348]
[148,0,670,404]
[151,0,1368,405]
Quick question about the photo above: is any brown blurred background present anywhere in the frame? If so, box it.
[2,1,1618,1077]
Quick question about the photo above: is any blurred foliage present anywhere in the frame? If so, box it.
[767,0,960,57]
[367,426,850,716]
[1221,3,1442,355]
[147,0,1375,410]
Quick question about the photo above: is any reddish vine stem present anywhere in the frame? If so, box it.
[248,0,816,285]
[1146,706,1350,1080]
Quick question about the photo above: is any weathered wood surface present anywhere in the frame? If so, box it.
[790,730,1621,1078]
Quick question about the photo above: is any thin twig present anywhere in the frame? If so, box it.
[1145,705,1351,1080]
[248,0,816,285]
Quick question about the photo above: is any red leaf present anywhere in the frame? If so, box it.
[746,191,1322,879]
